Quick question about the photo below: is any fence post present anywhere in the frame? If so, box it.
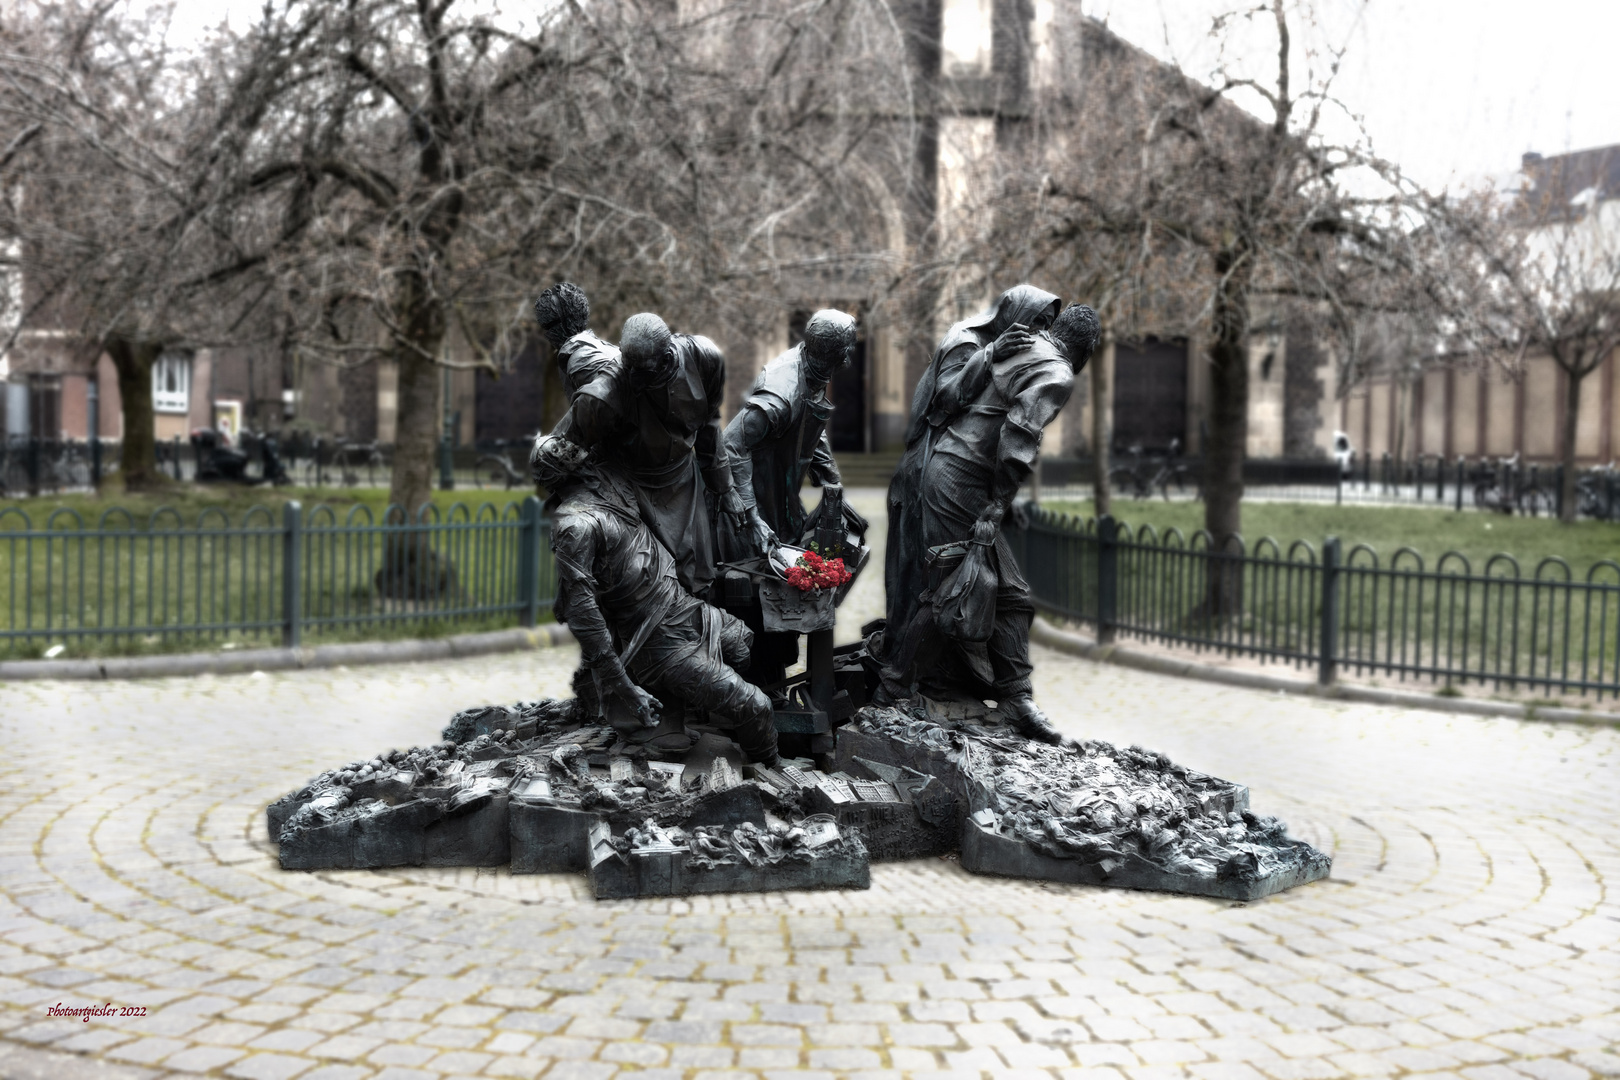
[26,436,39,496]
[1318,535,1341,686]
[1455,456,1465,512]
[517,495,541,628]
[439,434,455,491]
[1555,465,1564,519]
[88,380,101,490]
[282,500,302,648]
[1096,514,1118,645]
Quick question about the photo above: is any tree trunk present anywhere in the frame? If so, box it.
[377,273,456,600]
[389,342,441,521]
[1091,328,1114,518]
[105,337,165,493]
[1558,363,1583,524]
[1202,253,1250,616]
[386,274,446,520]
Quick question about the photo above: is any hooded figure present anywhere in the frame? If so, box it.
[879,299,1098,743]
[884,284,1061,663]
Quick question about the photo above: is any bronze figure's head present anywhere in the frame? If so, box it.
[534,282,591,350]
[619,312,677,390]
[1049,304,1101,372]
[801,309,857,387]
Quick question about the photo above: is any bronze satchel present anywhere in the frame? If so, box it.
[925,539,998,643]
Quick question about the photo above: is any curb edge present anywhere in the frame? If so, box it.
[1030,616,1617,728]
[0,624,578,682]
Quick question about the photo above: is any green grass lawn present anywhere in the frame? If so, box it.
[0,478,536,528]
[0,481,548,661]
[1040,497,1620,575]
[1029,496,1620,700]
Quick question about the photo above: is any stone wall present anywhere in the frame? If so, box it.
[1341,349,1620,464]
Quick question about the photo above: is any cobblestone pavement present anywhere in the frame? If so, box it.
[1,491,1617,1080]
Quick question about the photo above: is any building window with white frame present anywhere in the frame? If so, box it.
[152,351,190,413]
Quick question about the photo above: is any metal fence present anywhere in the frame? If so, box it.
[0,435,537,496]
[1010,506,1620,699]
[278,436,534,491]
[1,438,121,496]
[1033,453,1620,520]
[0,497,556,657]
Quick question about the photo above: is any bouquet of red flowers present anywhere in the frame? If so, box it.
[783,549,853,592]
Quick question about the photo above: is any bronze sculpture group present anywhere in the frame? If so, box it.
[268,282,1332,902]
[532,282,1100,751]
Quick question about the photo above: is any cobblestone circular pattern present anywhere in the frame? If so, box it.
[1,641,1617,1080]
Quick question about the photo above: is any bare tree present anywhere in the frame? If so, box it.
[987,22,1213,513]
[0,0,288,490]
[985,2,1440,610]
[1434,161,1620,521]
[213,0,919,530]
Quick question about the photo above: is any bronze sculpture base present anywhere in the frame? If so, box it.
[269,699,1329,901]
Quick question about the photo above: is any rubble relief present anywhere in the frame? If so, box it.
[269,699,1330,901]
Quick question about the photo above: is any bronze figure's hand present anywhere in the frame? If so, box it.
[990,323,1034,362]
[718,486,754,537]
[747,508,778,558]
[971,498,1006,546]
[603,671,662,728]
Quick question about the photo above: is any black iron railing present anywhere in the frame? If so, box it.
[0,438,121,495]
[1033,453,1620,520]
[1011,506,1620,699]
[0,435,542,496]
[0,497,555,657]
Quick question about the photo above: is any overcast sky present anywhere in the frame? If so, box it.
[166,0,1619,193]
[1082,0,1620,191]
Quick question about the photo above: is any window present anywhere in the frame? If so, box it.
[153,352,190,413]
[941,0,992,76]
[27,375,60,439]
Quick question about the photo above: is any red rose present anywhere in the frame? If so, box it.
[786,552,853,591]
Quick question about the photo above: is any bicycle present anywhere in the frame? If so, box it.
[51,440,92,491]
[1107,444,1153,499]
[1147,438,1191,499]
[1109,441,1189,500]
[1514,464,1553,517]
[1472,453,1520,514]
[331,440,386,487]
[1577,462,1618,521]
[474,445,527,490]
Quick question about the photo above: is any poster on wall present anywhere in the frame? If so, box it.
[213,400,242,445]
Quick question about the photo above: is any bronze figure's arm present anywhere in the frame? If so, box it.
[809,425,841,488]
[978,359,1074,534]
[554,368,625,450]
[723,404,773,514]
[925,324,1037,430]
[552,512,657,726]
[691,336,736,496]
[721,402,778,555]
